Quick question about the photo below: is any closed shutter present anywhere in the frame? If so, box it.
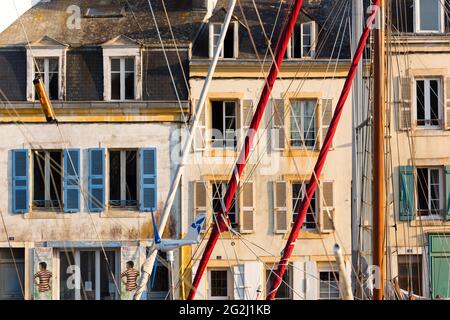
[273,181,288,233]
[139,148,157,212]
[233,265,245,300]
[240,182,254,233]
[241,99,256,152]
[272,99,285,151]
[319,181,335,233]
[244,261,263,300]
[445,166,450,220]
[12,149,29,213]
[398,77,412,130]
[192,264,207,300]
[193,99,207,151]
[399,166,415,221]
[292,260,305,300]
[445,77,450,130]
[88,148,105,212]
[194,181,208,232]
[305,261,318,300]
[63,149,80,213]
[321,99,333,148]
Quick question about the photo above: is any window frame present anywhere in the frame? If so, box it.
[397,254,424,296]
[414,0,445,33]
[109,57,136,101]
[414,77,443,129]
[265,265,293,300]
[289,99,317,149]
[209,21,239,59]
[208,268,231,300]
[416,166,444,219]
[211,181,238,228]
[287,21,317,59]
[210,100,239,150]
[291,181,318,231]
[318,267,341,300]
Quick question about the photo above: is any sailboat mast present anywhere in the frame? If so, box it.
[372,0,385,301]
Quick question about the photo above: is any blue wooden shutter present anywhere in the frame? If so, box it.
[139,148,157,212]
[12,149,29,213]
[88,148,105,212]
[63,149,80,213]
[399,166,415,221]
[445,166,450,220]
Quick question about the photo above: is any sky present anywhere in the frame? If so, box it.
[0,0,39,33]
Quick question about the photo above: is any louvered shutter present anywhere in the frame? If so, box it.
[273,181,288,233]
[139,148,157,212]
[399,166,415,221]
[240,181,255,233]
[398,77,412,130]
[194,181,208,232]
[88,148,105,212]
[272,99,286,151]
[320,181,334,233]
[63,149,80,213]
[321,99,333,148]
[12,149,29,213]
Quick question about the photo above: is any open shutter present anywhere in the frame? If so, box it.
[88,148,105,212]
[240,181,255,233]
[305,261,318,300]
[293,260,306,300]
[63,149,80,213]
[192,263,207,300]
[241,100,256,152]
[319,181,335,233]
[139,148,157,212]
[193,99,207,151]
[399,166,415,221]
[244,261,263,300]
[12,149,29,213]
[444,77,450,130]
[233,265,245,300]
[398,77,412,130]
[321,99,333,148]
[445,166,450,220]
[273,181,288,233]
[194,181,208,232]
[272,99,285,151]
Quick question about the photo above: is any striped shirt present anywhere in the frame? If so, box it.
[121,268,140,291]
[35,270,52,292]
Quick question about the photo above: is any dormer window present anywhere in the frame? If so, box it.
[287,22,317,59]
[35,58,59,101]
[110,57,135,101]
[209,21,238,59]
[414,0,444,33]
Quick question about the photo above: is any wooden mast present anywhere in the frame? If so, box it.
[372,0,385,300]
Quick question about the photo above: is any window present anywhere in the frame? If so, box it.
[212,182,238,227]
[0,249,25,300]
[33,150,62,210]
[148,253,169,300]
[415,0,444,33]
[110,58,135,101]
[416,78,442,127]
[34,58,59,101]
[265,266,292,300]
[319,269,340,300]
[290,100,316,148]
[209,269,230,299]
[109,150,137,209]
[416,167,444,217]
[211,100,238,149]
[209,22,238,58]
[288,22,317,59]
[292,182,317,230]
[59,250,118,300]
[398,255,423,296]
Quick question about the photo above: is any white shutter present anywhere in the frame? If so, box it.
[240,181,255,233]
[321,99,333,149]
[273,181,288,233]
[233,21,239,58]
[241,99,256,152]
[319,181,335,233]
[271,99,286,151]
[192,263,207,300]
[444,77,450,130]
[398,77,412,130]
[311,21,317,58]
[233,265,245,300]
[193,99,207,151]
[305,261,318,300]
[244,261,263,300]
[194,181,208,232]
[292,260,306,300]
[208,23,214,58]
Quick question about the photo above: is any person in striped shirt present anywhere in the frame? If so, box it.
[34,262,52,293]
[121,261,140,292]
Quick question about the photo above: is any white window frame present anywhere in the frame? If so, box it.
[414,78,443,129]
[291,181,318,231]
[289,100,317,149]
[414,0,445,33]
[102,47,142,101]
[27,48,66,101]
[209,21,239,59]
[287,21,317,59]
[109,57,136,101]
[318,267,341,300]
[210,100,238,150]
[208,268,231,300]
[211,181,238,227]
[416,167,444,220]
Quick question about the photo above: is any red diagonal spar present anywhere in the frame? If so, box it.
[187,0,305,300]
[267,1,381,300]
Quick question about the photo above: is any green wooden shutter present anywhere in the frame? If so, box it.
[399,166,415,221]
[445,166,450,220]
